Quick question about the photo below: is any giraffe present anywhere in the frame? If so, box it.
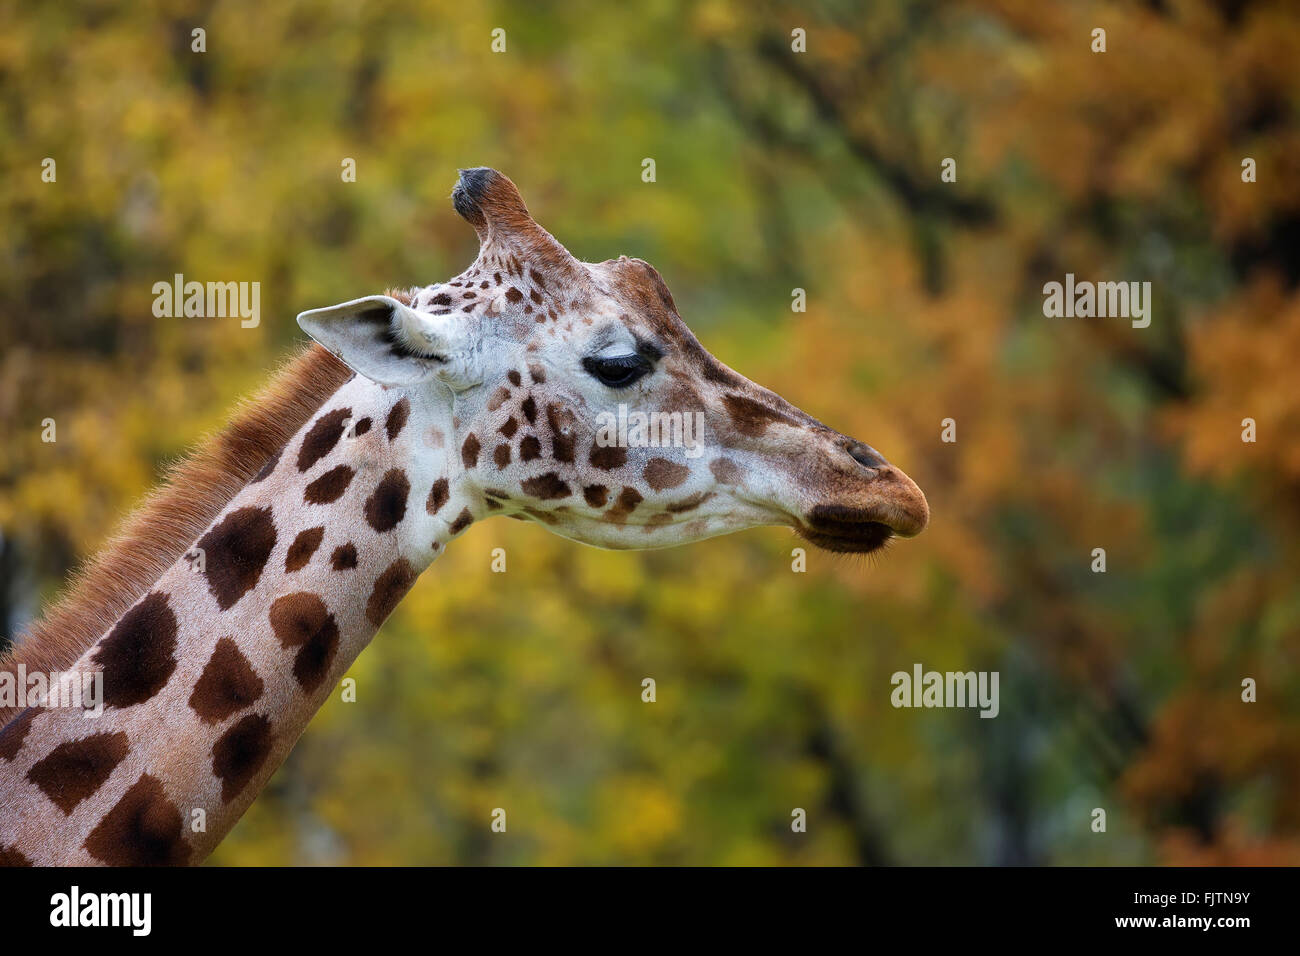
[0,168,927,865]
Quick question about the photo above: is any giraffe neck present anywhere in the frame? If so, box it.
[0,374,475,865]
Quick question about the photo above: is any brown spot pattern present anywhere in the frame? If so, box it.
[197,507,277,610]
[426,478,449,514]
[285,526,325,572]
[366,559,418,626]
[521,472,571,500]
[297,407,352,471]
[583,484,609,508]
[304,465,355,504]
[27,731,129,814]
[590,444,627,469]
[494,444,512,468]
[331,543,358,570]
[710,458,741,484]
[644,457,690,492]
[93,591,178,708]
[667,491,712,513]
[364,468,411,533]
[546,404,576,462]
[520,435,541,461]
[269,592,340,693]
[212,714,274,804]
[0,845,31,866]
[84,773,191,866]
[448,508,475,535]
[462,434,481,469]
[605,487,644,524]
[385,397,410,441]
[722,393,798,437]
[189,637,264,723]
[700,359,744,388]
[0,707,37,761]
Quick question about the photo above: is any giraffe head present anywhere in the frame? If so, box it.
[298,168,927,554]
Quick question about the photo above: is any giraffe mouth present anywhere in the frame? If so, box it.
[796,521,895,555]
[795,504,909,554]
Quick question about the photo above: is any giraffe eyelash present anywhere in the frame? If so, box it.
[582,353,653,388]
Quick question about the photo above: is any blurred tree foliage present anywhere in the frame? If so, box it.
[1,0,1298,864]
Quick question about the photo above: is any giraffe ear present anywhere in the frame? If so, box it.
[296,295,466,388]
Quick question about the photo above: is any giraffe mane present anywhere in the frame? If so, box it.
[0,341,355,727]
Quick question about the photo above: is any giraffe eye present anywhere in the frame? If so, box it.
[582,354,653,389]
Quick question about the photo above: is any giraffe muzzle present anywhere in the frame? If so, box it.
[792,439,929,553]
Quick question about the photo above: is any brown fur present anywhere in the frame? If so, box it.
[0,344,352,727]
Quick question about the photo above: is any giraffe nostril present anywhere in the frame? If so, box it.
[846,441,888,470]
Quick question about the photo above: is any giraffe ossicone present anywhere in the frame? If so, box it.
[0,168,927,865]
